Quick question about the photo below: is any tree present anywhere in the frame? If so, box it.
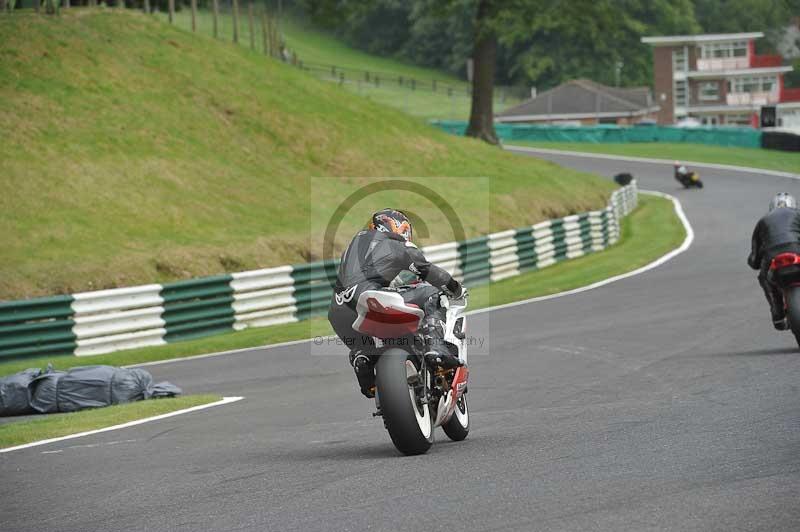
[465,0,499,143]
[693,0,799,53]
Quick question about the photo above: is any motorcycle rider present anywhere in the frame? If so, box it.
[748,193,800,330]
[328,208,465,398]
[674,161,691,184]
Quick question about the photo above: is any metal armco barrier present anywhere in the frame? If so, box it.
[0,183,637,359]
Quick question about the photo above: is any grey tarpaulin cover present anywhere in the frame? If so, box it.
[0,365,181,416]
[0,368,42,416]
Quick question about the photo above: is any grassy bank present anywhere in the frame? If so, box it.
[155,10,522,120]
[0,10,610,300]
[510,142,800,175]
[0,195,682,378]
[0,395,221,449]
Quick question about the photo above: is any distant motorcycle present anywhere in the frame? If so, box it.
[769,252,800,348]
[351,286,470,455]
[674,164,704,189]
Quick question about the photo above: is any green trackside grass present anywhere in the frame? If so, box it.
[154,10,522,120]
[0,195,680,378]
[0,394,220,449]
[0,10,609,300]
[509,142,800,175]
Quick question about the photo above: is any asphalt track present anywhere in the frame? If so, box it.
[3,151,800,532]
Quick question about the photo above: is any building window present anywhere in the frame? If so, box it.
[699,82,719,101]
[728,75,778,94]
[701,41,748,59]
[672,48,687,72]
[724,114,752,126]
[674,80,688,106]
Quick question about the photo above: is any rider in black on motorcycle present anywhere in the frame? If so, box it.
[674,161,702,188]
[748,193,800,330]
[328,209,465,398]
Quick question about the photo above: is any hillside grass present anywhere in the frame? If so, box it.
[0,10,612,300]
[155,9,522,119]
[510,141,800,175]
[0,195,681,378]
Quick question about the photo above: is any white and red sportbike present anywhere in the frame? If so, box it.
[352,286,470,455]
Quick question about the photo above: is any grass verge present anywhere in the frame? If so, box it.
[0,195,682,378]
[0,394,221,449]
[0,10,609,299]
[509,142,800,175]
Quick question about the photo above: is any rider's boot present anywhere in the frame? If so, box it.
[771,308,788,330]
[420,317,463,369]
[349,349,376,398]
[760,271,788,330]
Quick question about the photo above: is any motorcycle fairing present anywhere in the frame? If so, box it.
[352,290,424,339]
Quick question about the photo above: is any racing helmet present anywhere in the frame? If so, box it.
[769,192,798,211]
[369,208,413,241]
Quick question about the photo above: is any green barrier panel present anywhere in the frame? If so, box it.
[581,220,598,253]
[291,261,338,321]
[552,238,570,262]
[0,295,74,324]
[432,121,762,148]
[165,316,237,342]
[0,340,79,359]
[161,275,234,342]
[514,228,538,272]
[0,295,76,359]
[459,236,492,285]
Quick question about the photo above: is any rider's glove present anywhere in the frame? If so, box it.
[444,279,466,299]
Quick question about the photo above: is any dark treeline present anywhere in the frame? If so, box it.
[292,0,799,90]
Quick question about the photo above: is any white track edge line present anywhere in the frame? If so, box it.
[0,396,244,454]
[468,189,694,314]
[128,191,692,367]
[504,145,800,180]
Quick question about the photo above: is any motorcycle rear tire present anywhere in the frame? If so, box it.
[375,349,434,455]
[785,286,800,349]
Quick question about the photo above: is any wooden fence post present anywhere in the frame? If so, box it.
[267,11,276,57]
[260,8,268,55]
[248,2,255,50]
[212,0,219,38]
[168,0,174,24]
[232,0,240,43]
[143,0,149,14]
[191,0,197,31]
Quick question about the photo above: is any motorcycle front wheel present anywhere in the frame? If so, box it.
[375,348,433,455]
[442,394,469,441]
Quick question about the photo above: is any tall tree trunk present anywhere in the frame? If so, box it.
[212,0,219,38]
[465,0,498,145]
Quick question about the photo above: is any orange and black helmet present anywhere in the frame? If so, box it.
[369,208,412,241]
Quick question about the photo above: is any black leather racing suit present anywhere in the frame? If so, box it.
[327,229,461,354]
[748,207,800,321]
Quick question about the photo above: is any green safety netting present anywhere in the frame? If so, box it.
[432,121,762,148]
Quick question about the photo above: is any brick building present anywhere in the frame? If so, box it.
[642,32,800,127]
